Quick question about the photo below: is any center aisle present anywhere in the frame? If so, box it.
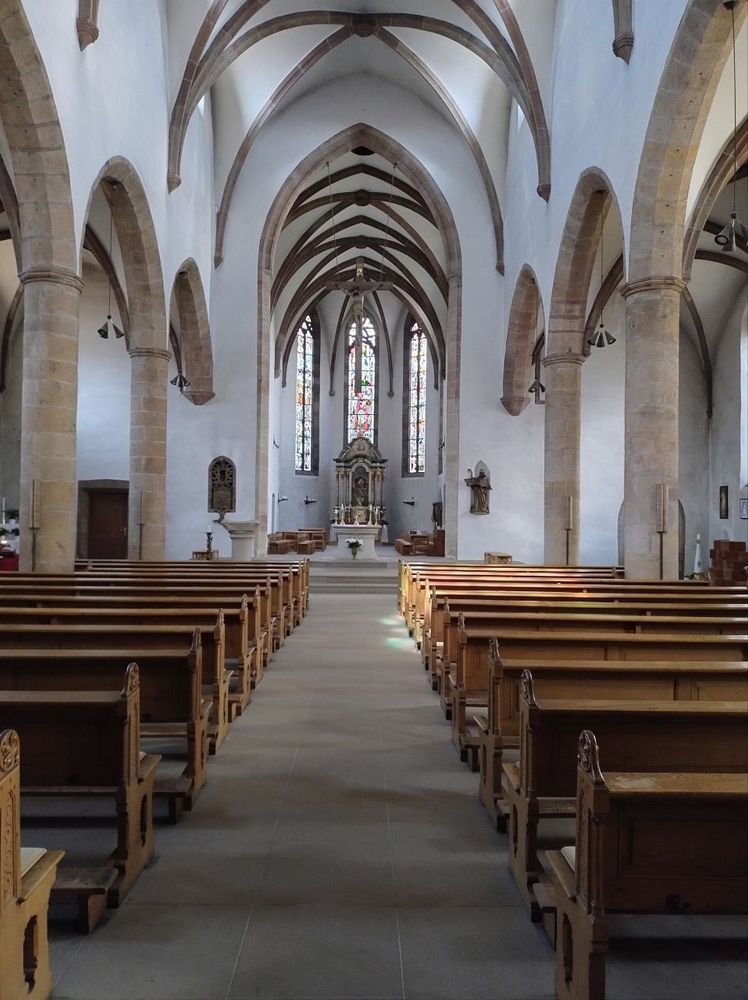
[50,593,745,1000]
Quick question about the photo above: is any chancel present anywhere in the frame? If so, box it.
[0,2,746,1000]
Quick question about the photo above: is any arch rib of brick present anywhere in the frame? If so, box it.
[170,259,215,405]
[501,264,544,416]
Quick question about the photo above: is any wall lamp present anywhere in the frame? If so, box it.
[403,497,416,507]
[304,496,317,505]
[277,496,288,503]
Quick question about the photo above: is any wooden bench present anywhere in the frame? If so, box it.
[268,536,294,554]
[0,641,206,819]
[452,627,748,765]
[546,731,748,1000]
[423,592,748,677]
[0,665,161,922]
[436,606,748,703]
[477,645,748,828]
[504,669,748,919]
[0,620,230,756]
[0,728,64,999]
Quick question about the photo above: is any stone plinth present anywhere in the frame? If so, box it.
[219,520,259,560]
[331,524,380,560]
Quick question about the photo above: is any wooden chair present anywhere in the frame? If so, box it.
[546,730,748,1000]
[0,729,64,1000]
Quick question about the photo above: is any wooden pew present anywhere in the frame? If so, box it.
[504,670,748,918]
[435,606,747,703]
[477,643,748,828]
[0,590,265,699]
[0,584,272,677]
[546,731,748,1000]
[0,620,229,755]
[0,641,206,819]
[0,573,285,649]
[0,729,64,1000]
[423,592,748,677]
[0,665,161,924]
[452,627,748,764]
[0,600,255,716]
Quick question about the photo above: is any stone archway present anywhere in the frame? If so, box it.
[501,264,545,417]
[256,123,462,556]
[622,0,746,578]
[81,158,168,559]
[170,260,214,406]
[543,169,624,565]
[0,2,81,571]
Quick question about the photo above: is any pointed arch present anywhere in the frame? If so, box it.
[629,0,746,283]
[256,123,462,556]
[546,168,624,358]
[501,265,545,416]
[170,260,214,405]
[82,158,167,351]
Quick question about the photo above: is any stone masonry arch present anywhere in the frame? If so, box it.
[543,168,624,565]
[0,2,82,571]
[501,264,545,417]
[622,0,746,578]
[170,259,214,406]
[82,157,169,559]
[256,123,462,555]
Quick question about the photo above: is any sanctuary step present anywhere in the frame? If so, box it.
[310,560,397,594]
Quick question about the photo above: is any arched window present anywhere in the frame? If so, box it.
[404,319,427,475]
[345,308,377,443]
[295,314,318,474]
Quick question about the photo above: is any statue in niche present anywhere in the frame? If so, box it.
[465,467,491,515]
[352,475,369,507]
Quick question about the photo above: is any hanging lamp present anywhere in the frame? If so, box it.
[588,191,616,348]
[97,183,125,340]
[714,2,748,252]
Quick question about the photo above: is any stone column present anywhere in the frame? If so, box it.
[444,273,462,558]
[542,353,583,565]
[18,267,84,573]
[620,277,683,580]
[128,346,169,560]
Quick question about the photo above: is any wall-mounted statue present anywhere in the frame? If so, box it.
[465,462,491,515]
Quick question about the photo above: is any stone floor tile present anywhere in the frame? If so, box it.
[53,903,250,1000]
[228,904,403,999]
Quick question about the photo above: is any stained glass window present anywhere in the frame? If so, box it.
[407,321,427,474]
[346,313,377,443]
[294,315,316,473]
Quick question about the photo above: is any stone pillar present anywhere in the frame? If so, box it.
[542,353,583,566]
[444,274,462,558]
[18,267,84,573]
[128,346,169,560]
[620,277,683,579]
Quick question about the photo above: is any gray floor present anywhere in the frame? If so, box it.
[46,595,747,1000]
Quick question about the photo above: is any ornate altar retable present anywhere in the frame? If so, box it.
[331,437,387,557]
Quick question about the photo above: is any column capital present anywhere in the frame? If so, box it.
[19,266,84,292]
[620,275,687,298]
[542,352,585,369]
[128,347,171,362]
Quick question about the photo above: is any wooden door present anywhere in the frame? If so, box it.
[88,490,128,558]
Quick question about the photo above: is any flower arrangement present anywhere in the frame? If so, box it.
[346,538,362,559]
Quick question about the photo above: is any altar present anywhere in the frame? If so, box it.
[330,523,380,560]
[333,436,388,534]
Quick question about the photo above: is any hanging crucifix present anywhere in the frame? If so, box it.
[334,260,392,394]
